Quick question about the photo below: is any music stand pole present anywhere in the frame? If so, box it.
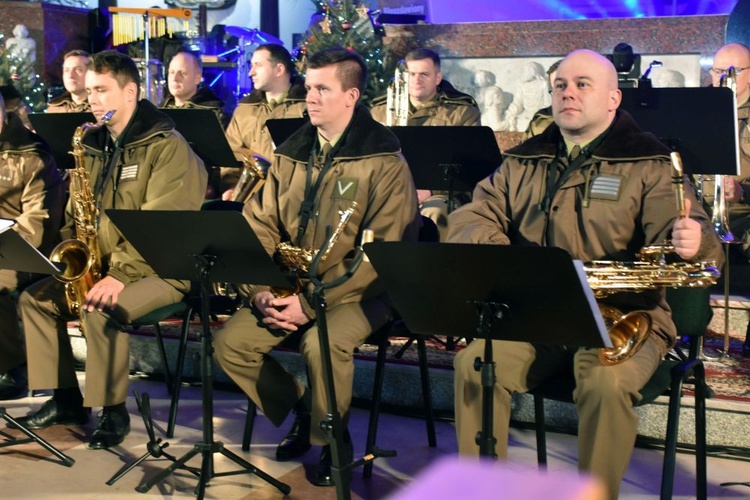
[103,210,292,498]
[0,225,75,467]
[472,302,502,458]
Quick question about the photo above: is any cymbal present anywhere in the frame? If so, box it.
[224,26,283,46]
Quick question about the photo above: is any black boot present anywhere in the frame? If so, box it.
[275,409,312,461]
[0,364,27,400]
[89,403,130,450]
[13,387,88,430]
[743,320,750,358]
[314,429,353,487]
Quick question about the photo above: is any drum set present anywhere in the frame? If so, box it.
[124,26,283,106]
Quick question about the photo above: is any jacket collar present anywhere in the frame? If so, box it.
[507,109,671,161]
[275,104,400,162]
[162,86,224,108]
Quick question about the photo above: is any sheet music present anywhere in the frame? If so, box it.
[572,259,613,348]
[0,218,15,234]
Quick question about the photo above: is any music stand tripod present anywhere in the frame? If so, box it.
[0,223,75,467]
[104,209,291,498]
[363,242,610,457]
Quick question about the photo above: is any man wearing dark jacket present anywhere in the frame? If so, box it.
[16,51,207,450]
[448,49,723,500]
[214,48,420,486]
[0,93,64,399]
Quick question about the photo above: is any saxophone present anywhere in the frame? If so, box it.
[585,152,720,365]
[50,110,115,325]
[272,201,358,297]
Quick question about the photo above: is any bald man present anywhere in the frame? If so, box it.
[160,52,224,121]
[448,49,723,500]
[709,43,750,356]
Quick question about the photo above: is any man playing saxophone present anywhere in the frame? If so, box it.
[709,42,750,357]
[213,48,420,487]
[448,49,723,500]
[16,51,207,450]
[0,93,64,400]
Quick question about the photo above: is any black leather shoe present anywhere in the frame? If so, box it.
[0,366,27,400]
[275,410,312,461]
[313,431,353,487]
[742,336,750,358]
[88,407,130,450]
[13,397,88,430]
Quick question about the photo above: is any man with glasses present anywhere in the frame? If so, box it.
[709,42,750,356]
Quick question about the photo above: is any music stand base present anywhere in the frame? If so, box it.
[0,408,75,466]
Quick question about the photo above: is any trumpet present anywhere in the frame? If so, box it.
[386,61,410,126]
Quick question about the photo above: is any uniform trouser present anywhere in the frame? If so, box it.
[0,269,38,374]
[454,336,662,500]
[19,275,184,408]
[214,299,392,446]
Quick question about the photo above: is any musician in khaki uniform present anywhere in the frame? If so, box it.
[160,51,225,122]
[0,93,63,399]
[46,50,91,114]
[709,43,750,356]
[370,48,481,240]
[220,43,307,201]
[448,50,723,500]
[16,51,207,449]
[214,48,420,486]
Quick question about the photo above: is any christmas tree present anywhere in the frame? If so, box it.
[0,32,46,112]
[297,0,397,105]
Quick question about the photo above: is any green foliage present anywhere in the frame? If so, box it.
[0,32,47,112]
[297,0,397,105]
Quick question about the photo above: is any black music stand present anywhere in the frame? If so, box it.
[620,87,738,176]
[389,125,502,212]
[363,242,610,457]
[28,112,94,170]
[104,209,291,498]
[160,108,240,168]
[0,222,75,467]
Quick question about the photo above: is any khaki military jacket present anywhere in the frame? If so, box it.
[0,112,63,254]
[221,78,307,191]
[242,105,421,316]
[66,100,207,289]
[46,92,91,114]
[370,79,481,126]
[448,110,724,352]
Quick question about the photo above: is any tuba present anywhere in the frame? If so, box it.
[232,153,271,202]
[585,152,720,365]
[272,202,358,297]
[386,61,410,126]
[50,110,115,328]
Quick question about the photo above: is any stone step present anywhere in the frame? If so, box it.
[68,321,750,452]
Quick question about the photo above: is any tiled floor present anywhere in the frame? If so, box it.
[0,373,749,499]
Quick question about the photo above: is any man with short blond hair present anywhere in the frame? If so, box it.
[47,50,91,113]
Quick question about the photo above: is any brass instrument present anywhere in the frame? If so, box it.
[585,152,720,365]
[709,67,738,243]
[50,110,115,327]
[272,202,358,297]
[386,61,410,126]
[232,153,271,202]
